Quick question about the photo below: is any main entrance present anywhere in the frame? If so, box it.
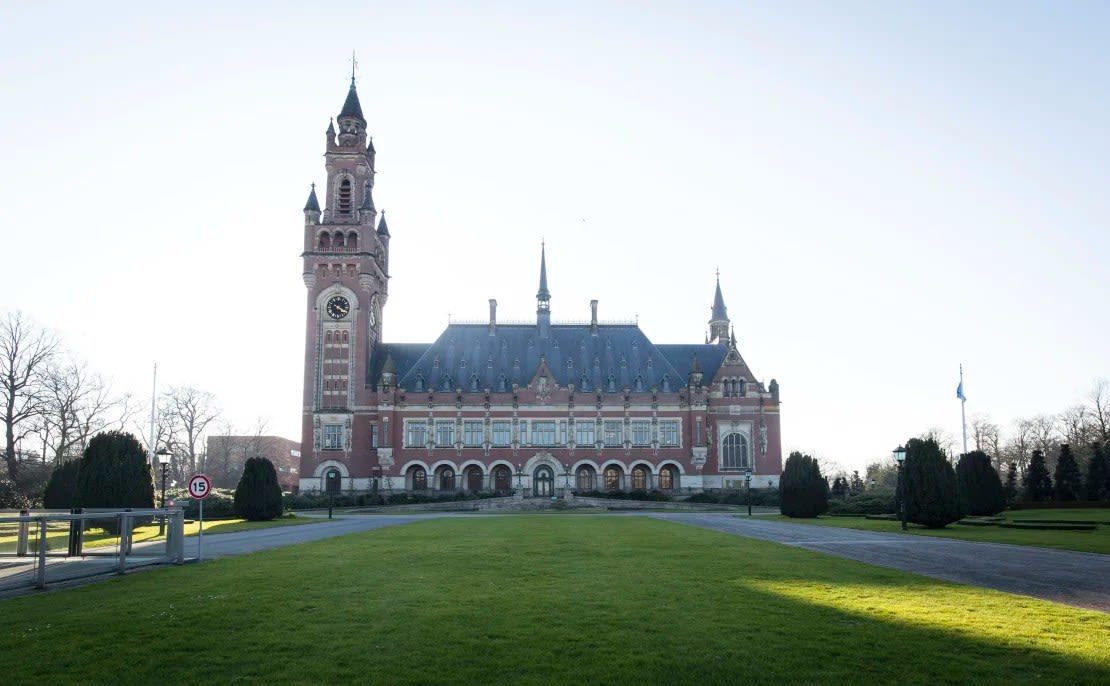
[533,465,554,497]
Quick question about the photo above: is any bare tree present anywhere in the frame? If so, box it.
[1,312,58,483]
[968,413,1002,466]
[1087,378,1110,443]
[921,426,955,459]
[35,360,137,464]
[1058,404,1095,466]
[159,386,220,484]
[1002,418,1034,476]
[1027,414,1060,472]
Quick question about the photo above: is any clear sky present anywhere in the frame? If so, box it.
[2,1,1107,474]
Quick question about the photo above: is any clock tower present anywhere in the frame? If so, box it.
[300,77,390,488]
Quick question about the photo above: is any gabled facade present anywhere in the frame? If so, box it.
[299,82,782,495]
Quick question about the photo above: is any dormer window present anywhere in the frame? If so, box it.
[338,179,352,215]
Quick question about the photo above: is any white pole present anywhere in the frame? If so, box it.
[148,362,157,469]
[960,364,968,456]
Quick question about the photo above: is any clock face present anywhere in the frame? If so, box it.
[326,295,351,320]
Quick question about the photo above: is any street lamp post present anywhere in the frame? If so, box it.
[893,445,907,531]
[516,463,523,493]
[156,448,171,535]
[744,468,753,517]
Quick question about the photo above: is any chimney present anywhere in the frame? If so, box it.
[488,299,497,335]
[590,299,599,335]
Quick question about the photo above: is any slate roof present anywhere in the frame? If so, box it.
[371,324,736,393]
[303,184,320,212]
[338,80,366,124]
[711,276,728,321]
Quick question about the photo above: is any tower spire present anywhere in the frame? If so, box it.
[708,270,730,346]
[536,242,551,337]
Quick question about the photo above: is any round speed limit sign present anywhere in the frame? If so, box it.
[187,474,212,500]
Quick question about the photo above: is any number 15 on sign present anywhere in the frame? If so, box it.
[188,474,212,561]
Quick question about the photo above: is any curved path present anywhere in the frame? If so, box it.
[648,513,1110,612]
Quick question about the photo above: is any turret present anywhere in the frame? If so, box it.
[303,183,321,225]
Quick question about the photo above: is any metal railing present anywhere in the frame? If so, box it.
[0,508,185,593]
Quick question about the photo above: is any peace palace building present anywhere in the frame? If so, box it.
[299,80,783,496]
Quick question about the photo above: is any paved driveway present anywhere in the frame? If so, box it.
[648,513,1110,612]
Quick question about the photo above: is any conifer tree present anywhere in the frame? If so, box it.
[780,451,828,518]
[1086,443,1108,501]
[234,456,284,521]
[903,438,960,528]
[1004,462,1019,504]
[43,459,81,509]
[1053,444,1082,501]
[955,450,1006,516]
[1023,450,1053,502]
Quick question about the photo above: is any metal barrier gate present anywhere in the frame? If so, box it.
[0,508,185,593]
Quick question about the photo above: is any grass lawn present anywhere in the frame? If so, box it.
[2,517,1108,685]
[0,514,319,552]
[772,509,1110,554]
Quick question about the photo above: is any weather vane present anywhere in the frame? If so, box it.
[350,51,359,84]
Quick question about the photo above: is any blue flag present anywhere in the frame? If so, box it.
[956,381,966,401]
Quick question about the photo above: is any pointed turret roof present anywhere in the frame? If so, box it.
[303,183,320,212]
[326,119,335,136]
[367,136,376,153]
[376,210,390,236]
[710,271,728,321]
[338,78,366,125]
[537,243,551,301]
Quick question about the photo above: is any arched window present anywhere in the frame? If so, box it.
[325,331,333,344]
[631,465,648,490]
[604,466,622,491]
[318,232,331,250]
[414,374,425,392]
[347,231,358,251]
[342,330,349,344]
[722,433,749,470]
[439,468,455,491]
[333,231,345,248]
[737,379,746,396]
[659,465,677,490]
[338,179,352,215]
[576,466,595,491]
[412,467,427,490]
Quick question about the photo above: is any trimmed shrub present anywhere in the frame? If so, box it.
[43,459,81,510]
[902,438,960,528]
[780,452,828,518]
[74,431,154,532]
[233,457,284,521]
[955,450,1006,516]
[826,492,896,516]
[1023,450,1053,502]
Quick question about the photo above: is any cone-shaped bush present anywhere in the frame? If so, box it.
[74,431,154,509]
[903,438,960,528]
[43,459,81,509]
[780,451,828,518]
[1023,450,1053,501]
[956,450,1006,516]
[1053,444,1082,501]
[234,456,284,521]
[74,431,154,532]
[1086,444,1108,501]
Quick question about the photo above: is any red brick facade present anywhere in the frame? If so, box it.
[299,82,782,495]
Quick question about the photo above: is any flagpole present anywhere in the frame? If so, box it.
[959,364,968,455]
